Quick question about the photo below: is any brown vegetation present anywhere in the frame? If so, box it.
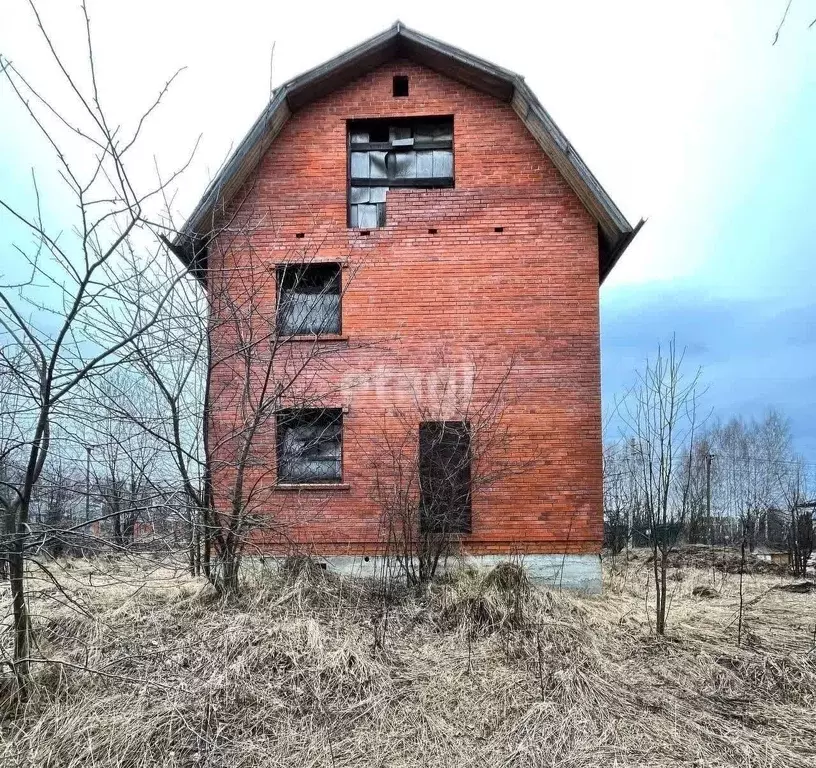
[659,544,790,575]
[2,554,815,767]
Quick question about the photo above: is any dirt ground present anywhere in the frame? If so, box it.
[1,552,815,767]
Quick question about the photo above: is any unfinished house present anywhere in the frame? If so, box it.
[172,23,641,591]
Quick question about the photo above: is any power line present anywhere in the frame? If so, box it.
[714,455,816,469]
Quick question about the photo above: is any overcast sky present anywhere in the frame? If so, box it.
[1,1,814,460]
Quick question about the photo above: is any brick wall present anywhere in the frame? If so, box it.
[206,58,602,556]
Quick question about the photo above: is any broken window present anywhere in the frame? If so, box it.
[348,116,454,228]
[277,263,341,336]
[277,408,343,484]
[419,421,472,534]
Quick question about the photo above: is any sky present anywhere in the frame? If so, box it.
[1,0,814,459]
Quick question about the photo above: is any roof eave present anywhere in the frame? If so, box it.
[599,218,645,285]
[174,86,291,254]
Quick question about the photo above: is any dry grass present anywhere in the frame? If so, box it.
[1,552,815,767]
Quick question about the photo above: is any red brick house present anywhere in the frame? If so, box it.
[173,23,640,591]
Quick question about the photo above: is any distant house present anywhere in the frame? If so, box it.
[753,546,789,567]
[172,23,640,591]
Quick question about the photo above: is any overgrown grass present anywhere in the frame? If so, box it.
[1,553,815,767]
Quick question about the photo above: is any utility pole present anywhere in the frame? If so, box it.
[85,445,92,522]
[705,453,715,544]
[705,453,712,517]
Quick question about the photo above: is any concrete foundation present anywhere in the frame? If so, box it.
[315,553,602,594]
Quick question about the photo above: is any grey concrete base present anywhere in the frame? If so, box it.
[317,553,602,594]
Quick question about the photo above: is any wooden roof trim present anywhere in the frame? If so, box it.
[178,89,291,252]
[396,24,518,101]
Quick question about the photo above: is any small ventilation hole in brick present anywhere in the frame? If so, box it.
[295,232,305,239]
[359,230,370,237]
[428,228,438,235]
[494,226,504,233]
[393,75,409,97]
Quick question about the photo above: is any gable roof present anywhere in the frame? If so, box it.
[173,21,642,283]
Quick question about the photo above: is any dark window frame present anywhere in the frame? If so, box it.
[276,408,344,485]
[418,420,472,534]
[346,115,455,228]
[276,262,342,337]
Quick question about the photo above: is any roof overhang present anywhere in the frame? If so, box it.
[173,21,641,284]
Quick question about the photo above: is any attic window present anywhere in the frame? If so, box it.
[393,75,409,97]
[348,116,454,228]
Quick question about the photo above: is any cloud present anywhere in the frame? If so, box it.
[602,282,816,460]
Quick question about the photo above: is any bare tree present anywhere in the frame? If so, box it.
[91,270,209,572]
[101,215,363,595]
[203,229,363,593]
[678,438,713,546]
[0,1,193,697]
[85,379,163,549]
[773,0,816,45]
[366,354,530,586]
[33,459,77,558]
[703,411,793,549]
[603,438,645,557]
[618,338,703,635]
[779,460,814,577]
[0,349,30,579]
